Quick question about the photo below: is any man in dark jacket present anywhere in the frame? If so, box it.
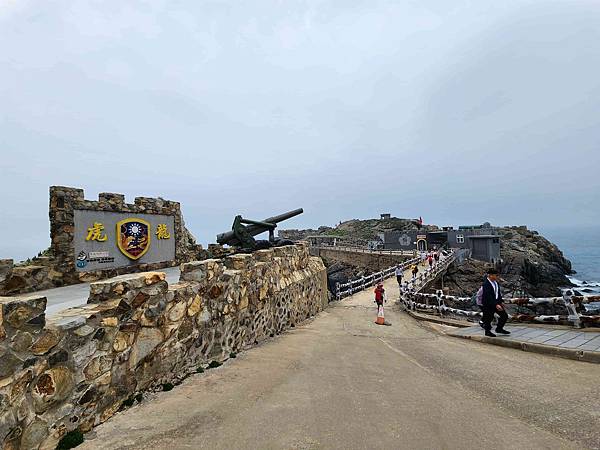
[481,268,510,337]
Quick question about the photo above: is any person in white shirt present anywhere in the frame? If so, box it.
[395,264,403,286]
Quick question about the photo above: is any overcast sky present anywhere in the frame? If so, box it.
[1,0,600,261]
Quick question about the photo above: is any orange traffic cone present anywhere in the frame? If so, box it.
[375,305,385,325]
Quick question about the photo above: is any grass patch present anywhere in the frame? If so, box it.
[229,352,237,359]
[196,367,205,373]
[208,360,222,369]
[56,430,84,449]
[162,383,174,391]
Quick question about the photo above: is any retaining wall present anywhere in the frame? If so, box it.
[311,247,410,271]
[0,244,327,449]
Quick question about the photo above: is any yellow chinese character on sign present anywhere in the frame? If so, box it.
[86,222,108,242]
[156,224,171,239]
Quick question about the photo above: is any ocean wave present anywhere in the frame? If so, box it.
[567,276,600,288]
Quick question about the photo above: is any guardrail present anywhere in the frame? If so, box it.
[335,257,420,300]
[335,250,457,301]
[400,289,600,328]
[312,245,417,256]
[401,250,456,294]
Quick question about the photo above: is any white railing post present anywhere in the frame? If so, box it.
[436,289,444,316]
[563,289,582,328]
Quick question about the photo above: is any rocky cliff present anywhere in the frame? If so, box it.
[430,226,573,298]
[282,218,574,298]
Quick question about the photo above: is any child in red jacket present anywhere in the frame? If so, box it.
[374,283,385,308]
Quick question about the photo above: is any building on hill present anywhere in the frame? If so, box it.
[379,223,500,263]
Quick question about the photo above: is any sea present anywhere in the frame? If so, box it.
[538,225,600,309]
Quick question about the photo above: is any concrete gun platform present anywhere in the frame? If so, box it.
[449,324,600,363]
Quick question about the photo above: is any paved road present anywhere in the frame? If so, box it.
[81,266,600,450]
[39,267,180,316]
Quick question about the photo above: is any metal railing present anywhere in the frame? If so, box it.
[312,245,417,257]
[400,250,456,294]
[400,289,600,329]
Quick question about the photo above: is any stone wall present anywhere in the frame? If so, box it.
[0,244,327,449]
[0,187,204,296]
[312,247,409,272]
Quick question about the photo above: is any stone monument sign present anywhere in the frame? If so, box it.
[73,210,176,271]
[0,186,203,295]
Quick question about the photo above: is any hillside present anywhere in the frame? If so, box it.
[280,217,437,245]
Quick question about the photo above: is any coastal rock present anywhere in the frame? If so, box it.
[431,227,573,298]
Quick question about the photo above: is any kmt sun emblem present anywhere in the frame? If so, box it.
[116,218,150,260]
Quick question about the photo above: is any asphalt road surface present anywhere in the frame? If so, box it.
[81,272,600,450]
[39,267,181,316]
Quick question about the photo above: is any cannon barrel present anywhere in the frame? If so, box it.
[217,208,304,246]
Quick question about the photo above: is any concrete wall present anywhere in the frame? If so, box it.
[0,244,327,449]
[311,247,409,271]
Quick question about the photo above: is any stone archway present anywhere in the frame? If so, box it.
[417,239,427,252]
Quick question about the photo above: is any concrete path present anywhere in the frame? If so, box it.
[39,267,180,316]
[451,324,600,351]
[81,270,600,450]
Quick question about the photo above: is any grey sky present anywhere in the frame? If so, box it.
[1,0,599,261]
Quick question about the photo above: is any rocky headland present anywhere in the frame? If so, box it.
[432,226,573,298]
[281,218,574,299]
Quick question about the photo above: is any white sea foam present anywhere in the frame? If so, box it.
[567,276,600,289]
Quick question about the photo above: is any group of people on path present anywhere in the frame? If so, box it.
[407,250,441,284]
[379,250,444,308]
[376,251,509,338]
[423,250,441,268]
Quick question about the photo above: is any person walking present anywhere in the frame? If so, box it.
[411,263,419,281]
[374,282,385,309]
[481,268,510,337]
[395,264,403,286]
[434,251,440,264]
[427,253,434,269]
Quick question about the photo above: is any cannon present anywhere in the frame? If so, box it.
[216,208,304,251]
